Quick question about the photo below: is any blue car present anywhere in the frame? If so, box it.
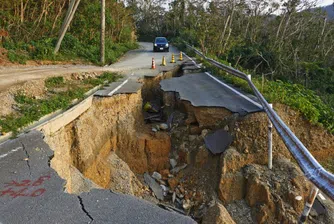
[153,37,169,52]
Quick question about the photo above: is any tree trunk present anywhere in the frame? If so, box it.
[100,0,105,64]
[54,0,81,54]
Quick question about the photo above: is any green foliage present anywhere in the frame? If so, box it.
[45,77,65,88]
[204,59,334,134]
[7,50,29,64]
[0,90,84,134]
[84,72,120,86]
[0,72,121,134]
[3,34,138,65]
[2,0,137,65]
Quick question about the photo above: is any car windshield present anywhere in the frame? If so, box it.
[155,37,167,44]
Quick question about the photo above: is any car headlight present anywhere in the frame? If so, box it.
[165,44,169,47]
[154,44,157,46]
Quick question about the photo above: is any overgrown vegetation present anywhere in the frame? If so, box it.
[201,58,334,134]
[1,0,137,64]
[0,72,120,135]
[130,1,334,109]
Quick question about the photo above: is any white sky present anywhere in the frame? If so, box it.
[317,0,333,6]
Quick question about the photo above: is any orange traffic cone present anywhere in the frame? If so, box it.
[171,54,176,63]
[179,51,183,61]
[151,58,156,69]
[161,56,166,66]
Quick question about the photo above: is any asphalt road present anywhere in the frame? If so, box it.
[0,131,195,224]
[0,42,263,223]
[160,72,263,115]
[0,42,181,92]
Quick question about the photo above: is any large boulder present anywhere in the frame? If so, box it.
[202,202,236,224]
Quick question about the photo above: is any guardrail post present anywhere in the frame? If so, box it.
[268,104,273,169]
[247,74,252,80]
[299,186,319,223]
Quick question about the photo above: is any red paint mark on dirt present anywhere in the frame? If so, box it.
[0,175,50,198]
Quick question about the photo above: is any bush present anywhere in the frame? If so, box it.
[201,57,334,134]
[3,34,138,65]
[45,76,65,88]
[7,50,29,64]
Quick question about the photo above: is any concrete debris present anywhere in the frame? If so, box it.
[152,171,162,181]
[171,164,187,174]
[144,173,164,200]
[170,159,177,168]
[160,185,169,196]
[183,199,192,210]
[159,123,169,130]
[295,196,302,201]
[201,129,209,138]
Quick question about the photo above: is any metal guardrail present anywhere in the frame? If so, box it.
[185,44,334,201]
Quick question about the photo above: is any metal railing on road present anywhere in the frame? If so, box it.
[185,44,334,204]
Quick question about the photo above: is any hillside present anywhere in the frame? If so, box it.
[323,4,334,19]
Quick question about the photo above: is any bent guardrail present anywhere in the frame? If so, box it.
[185,44,334,204]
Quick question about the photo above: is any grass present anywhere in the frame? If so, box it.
[45,76,65,88]
[3,34,139,65]
[321,158,334,174]
[200,57,334,134]
[0,72,120,135]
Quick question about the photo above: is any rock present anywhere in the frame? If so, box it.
[152,128,158,132]
[202,202,236,224]
[172,192,176,203]
[84,152,143,197]
[144,172,164,200]
[201,129,209,138]
[170,159,177,168]
[160,185,169,196]
[158,179,167,185]
[177,194,184,199]
[136,132,171,173]
[189,135,197,141]
[189,125,202,135]
[160,169,170,179]
[246,176,273,208]
[168,177,179,190]
[67,166,101,194]
[152,171,162,181]
[195,146,209,167]
[183,199,192,210]
[171,164,187,174]
[159,123,168,130]
[218,172,246,204]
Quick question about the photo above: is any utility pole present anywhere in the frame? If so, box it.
[100,0,105,65]
[54,0,81,54]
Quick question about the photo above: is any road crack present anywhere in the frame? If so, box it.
[78,196,94,223]
[19,141,32,177]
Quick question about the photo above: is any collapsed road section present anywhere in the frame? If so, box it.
[1,58,334,224]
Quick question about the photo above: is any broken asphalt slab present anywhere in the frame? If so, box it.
[204,129,233,155]
[95,78,142,97]
[0,131,196,224]
[144,173,164,201]
[160,73,263,115]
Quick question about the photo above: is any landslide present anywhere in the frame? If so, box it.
[43,64,334,224]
